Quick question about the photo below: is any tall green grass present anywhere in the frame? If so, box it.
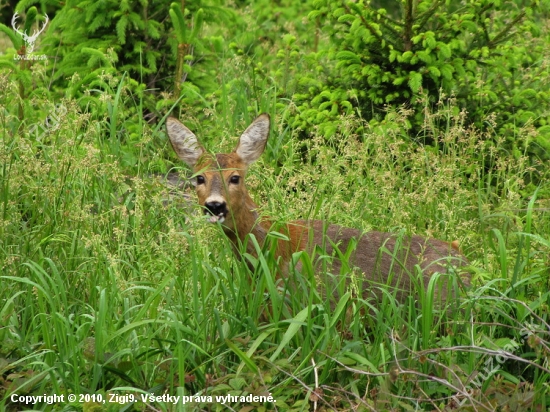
[1,64,550,412]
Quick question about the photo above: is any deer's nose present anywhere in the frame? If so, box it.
[204,201,227,216]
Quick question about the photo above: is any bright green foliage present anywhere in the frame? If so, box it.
[1,1,550,409]
[8,0,235,109]
[291,0,550,162]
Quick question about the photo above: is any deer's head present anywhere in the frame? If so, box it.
[166,114,270,232]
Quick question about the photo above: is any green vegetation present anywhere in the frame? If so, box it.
[1,0,550,411]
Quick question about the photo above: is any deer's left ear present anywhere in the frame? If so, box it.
[235,114,270,165]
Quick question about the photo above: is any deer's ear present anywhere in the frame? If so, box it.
[235,114,270,165]
[166,117,205,168]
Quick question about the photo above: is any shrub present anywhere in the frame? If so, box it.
[290,0,550,164]
[0,0,237,118]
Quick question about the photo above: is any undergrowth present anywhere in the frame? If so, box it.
[0,1,549,410]
[1,68,549,411]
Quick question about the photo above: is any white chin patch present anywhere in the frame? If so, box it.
[208,214,225,224]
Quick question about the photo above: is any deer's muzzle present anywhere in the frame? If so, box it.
[204,201,228,223]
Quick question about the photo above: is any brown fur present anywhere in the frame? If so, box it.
[166,114,470,306]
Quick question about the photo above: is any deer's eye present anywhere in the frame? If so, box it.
[196,175,205,185]
[229,175,240,184]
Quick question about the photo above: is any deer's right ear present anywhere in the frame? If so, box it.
[166,117,205,168]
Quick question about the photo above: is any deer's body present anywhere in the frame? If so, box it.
[166,114,469,304]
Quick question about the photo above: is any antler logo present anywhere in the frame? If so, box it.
[11,12,49,55]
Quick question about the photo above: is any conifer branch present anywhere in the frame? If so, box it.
[342,1,384,46]
[488,11,526,48]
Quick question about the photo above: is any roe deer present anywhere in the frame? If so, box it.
[166,114,470,305]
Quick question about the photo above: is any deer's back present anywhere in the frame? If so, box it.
[289,220,470,303]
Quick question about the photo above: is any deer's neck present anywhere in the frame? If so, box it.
[222,196,310,271]
[222,196,270,255]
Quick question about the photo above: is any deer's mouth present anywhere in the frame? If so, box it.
[207,212,226,224]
